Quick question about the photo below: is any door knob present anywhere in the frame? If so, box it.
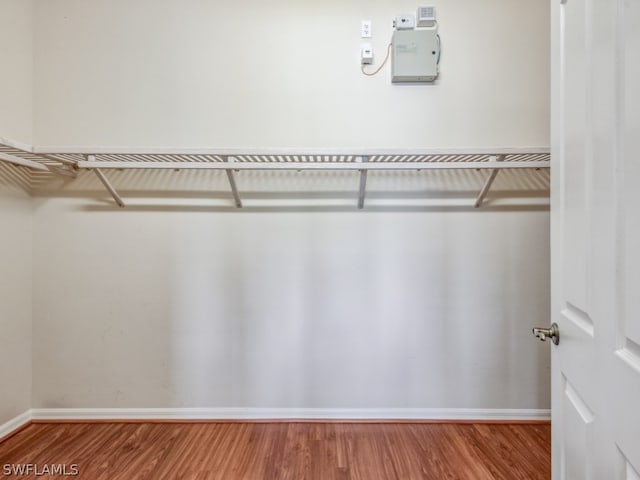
[532,323,560,345]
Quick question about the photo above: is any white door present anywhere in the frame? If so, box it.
[551,0,640,478]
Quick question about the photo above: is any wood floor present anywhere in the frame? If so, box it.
[0,422,550,480]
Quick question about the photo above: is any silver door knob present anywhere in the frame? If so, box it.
[532,323,560,345]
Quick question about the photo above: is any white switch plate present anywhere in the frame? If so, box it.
[361,20,372,38]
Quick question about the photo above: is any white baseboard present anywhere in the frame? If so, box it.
[30,408,550,422]
[0,410,32,440]
[1,408,550,436]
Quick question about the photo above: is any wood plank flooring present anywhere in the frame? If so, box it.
[0,422,550,480]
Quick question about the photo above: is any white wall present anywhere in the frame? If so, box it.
[0,0,33,426]
[33,194,550,409]
[26,0,551,413]
[33,0,549,149]
[0,166,32,425]
[0,0,33,144]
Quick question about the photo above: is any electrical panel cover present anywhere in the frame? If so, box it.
[391,29,439,83]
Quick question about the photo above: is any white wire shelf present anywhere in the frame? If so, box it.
[0,138,550,209]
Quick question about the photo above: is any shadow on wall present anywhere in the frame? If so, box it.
[159,208,551,408]
[0,163,31,193]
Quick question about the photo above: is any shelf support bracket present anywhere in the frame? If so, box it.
[357,156,369,209]
[474,155,505,208]
[91,157,125,208]
[225,157,242,208]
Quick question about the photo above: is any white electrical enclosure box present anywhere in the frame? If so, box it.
[391,29,439,83]
[394,15,415,30]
